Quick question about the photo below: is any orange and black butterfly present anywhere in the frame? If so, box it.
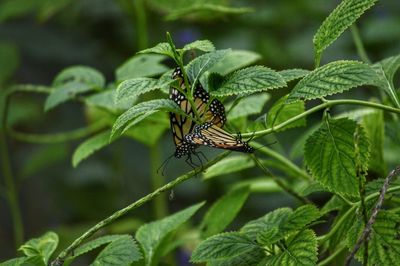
[169,67,225,160]
[185,122,254,153]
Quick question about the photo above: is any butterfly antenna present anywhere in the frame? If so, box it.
[157,153,174,176]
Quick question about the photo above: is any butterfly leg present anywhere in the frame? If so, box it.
[186,154,199,177]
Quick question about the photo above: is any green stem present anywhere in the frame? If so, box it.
[166,32,202,122]
[133,0,148,50]
[252,142,311,181]
[251,155,311,204]
[350,24,371,64]
[150,143,168,219]
[51,151,230,266]
[318,244,347,266]
[317,185,400,244]
[239,99,400,139]
[8,119,108,143]
[0,92,24,248]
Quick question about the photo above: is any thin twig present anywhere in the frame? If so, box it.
[345,166,400,266]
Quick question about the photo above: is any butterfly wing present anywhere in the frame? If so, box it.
[187,122,254,153]
[169,67,227,157]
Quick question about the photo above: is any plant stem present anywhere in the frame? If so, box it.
[252,142,311,181]
[317,184,400,245]
[51,151,230,266]
[0,92,24,248]
[239,99,400,139]
[251,155,311,204]
[8,119,108,143]
[318,244,346,266]
[133,0,148,50]
[350,24,371,64]
[150,143,167,219]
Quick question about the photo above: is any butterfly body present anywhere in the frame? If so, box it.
[185,122,254,153]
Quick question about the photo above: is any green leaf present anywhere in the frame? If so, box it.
[278,69,310,83]
[203,155,255,180]
[347,211,400,265]
[0,42,19,84]
[374,54,400,108]
[253,205,320,246]
[207,50,262,76]
[297,182,326,197]
[227,93,270,120]
[115,78,173,105]
[71,235,127,259]
[361,110,385,176]
[313,0,378,63]
[182,40,215,53]
[166,4,253,21]
[287,61,380,103]
[208,247,266,266]
[137,42,174,58]
[267,95,305,131]
[268,229,317,266]
[72,131,112,167]
[85,89,132,113]
[53,65,105,88]
[304,117,370,196]
[110,99,187,140]
[92,235,142,266]
[44,82,94,111]
[136,202,204,266]
[0,0,41,22]
[115,54,169,82]
[241,208,292,240]
[281,205,321,232]
[201,186,250,238]
[124,112,169,147]
[211,66,286,97]
[0,257,27,266]
[186,49,230,85]
[321,195,346,215]
[191,232,261,263]
[19,231,58,265]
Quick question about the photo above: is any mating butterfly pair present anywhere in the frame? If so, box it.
[169,67,254,167]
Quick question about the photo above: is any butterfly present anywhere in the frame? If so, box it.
[185,122,254,153]
[165,68,226,170]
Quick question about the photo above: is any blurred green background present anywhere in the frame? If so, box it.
[1,0,399,261]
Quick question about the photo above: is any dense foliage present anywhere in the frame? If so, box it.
[1,0,400,265]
